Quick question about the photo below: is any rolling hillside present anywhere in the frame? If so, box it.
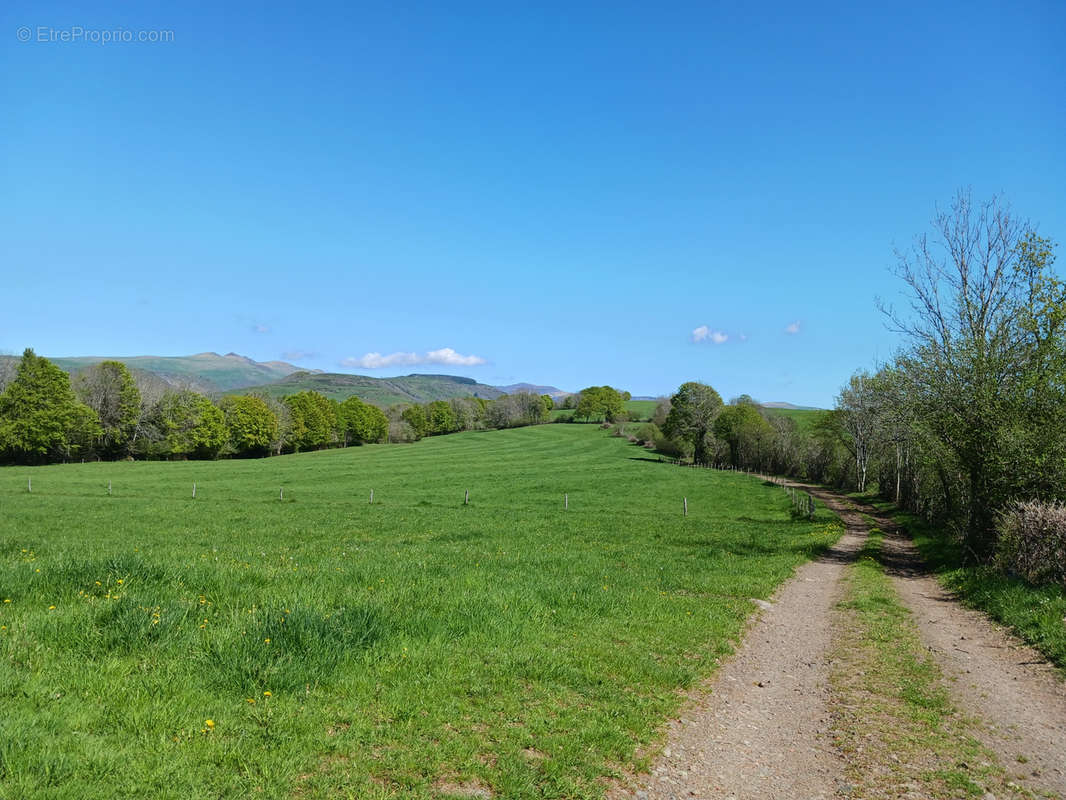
[0,352,308,393]
[237,372,505,405]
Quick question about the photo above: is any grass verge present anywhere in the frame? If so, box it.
[830,525,1030,799]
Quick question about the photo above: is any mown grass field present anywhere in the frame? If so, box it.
[0,425,840,799]
[764,407,827,433]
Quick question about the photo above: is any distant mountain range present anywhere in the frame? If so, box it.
[0,350,820,410]
[0,352,537,405]
[495,382,570,399]
[0,352,314,394]
[239,372,505,405]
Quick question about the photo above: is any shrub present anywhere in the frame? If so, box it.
[996,500,1066,588]
[653,433,693,459]
[635,423,661,446]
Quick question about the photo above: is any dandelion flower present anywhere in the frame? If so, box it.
[264,638,271,644]
[205,719,214,729]
[48,605,56,610]
[263,691,271,697]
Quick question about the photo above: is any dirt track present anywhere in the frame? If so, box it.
[612,486,1065,800]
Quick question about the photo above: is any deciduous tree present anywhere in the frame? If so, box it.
[72,361,141,458]
[662,382,723,465]
[0,349,100,463]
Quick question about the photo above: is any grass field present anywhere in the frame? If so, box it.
[0,425,840,799]
[763,407,827,433]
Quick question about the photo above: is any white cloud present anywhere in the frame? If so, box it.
[785,321,801,335]
[340,348,487,370]
[251,324,270,334]
[692,325,728,345]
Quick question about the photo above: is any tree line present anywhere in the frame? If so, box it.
[0,353,587,463]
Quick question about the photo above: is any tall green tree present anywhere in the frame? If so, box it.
[338,396,388,444]
[713,403,774,469]
[0,348,100,463]
[426,400,457,435]
[575,386,626,422]
[401,404,428,439]
[662,382,723,465]
[72,361,141,458]
[284,391,337,451]
[220,395,278,456]
[151,390,227,459]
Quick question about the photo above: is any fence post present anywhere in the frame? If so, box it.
[464,489,469,505]
[683,497,688,517]
[192,482,196,499]
[564,493,568,510]
[369,489,374,504]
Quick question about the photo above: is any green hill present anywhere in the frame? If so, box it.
[0,352,305,394]
[238,372,505,405]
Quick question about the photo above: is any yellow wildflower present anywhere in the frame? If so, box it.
[205,719,214,729]
[262,691,271,697]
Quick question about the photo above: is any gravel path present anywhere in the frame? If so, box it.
[613,482,1065,800]
[876,518,1066,797]
[610,492,867,800]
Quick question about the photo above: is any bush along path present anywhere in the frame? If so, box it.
[612,484,1065,800]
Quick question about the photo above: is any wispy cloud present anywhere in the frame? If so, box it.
[340,347,487,370]
[281,350,316,361]
[692,325,728,344]
[251,323,271,334]
[784,321,801,335]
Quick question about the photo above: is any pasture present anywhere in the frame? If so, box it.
[0,425,839,799]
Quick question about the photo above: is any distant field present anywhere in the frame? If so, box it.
[549,399,658,422]
[765,407,827,433]
[624,399,657,420]
[0,425,839,799]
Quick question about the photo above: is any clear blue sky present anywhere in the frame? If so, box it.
[2,1,1063,406]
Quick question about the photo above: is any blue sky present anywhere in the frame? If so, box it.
[2,1,1063,406]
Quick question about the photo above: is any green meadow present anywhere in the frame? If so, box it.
[0,425,839,799]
